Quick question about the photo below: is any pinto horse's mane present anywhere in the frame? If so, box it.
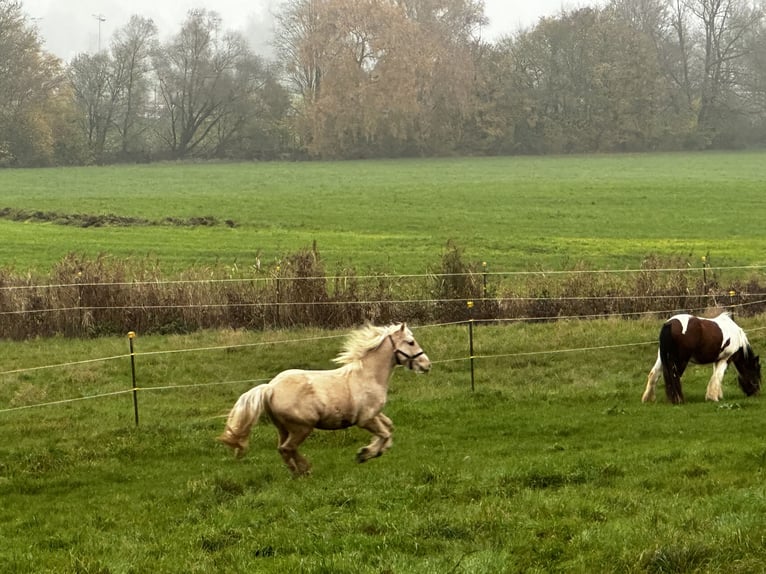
[333,323,404,365]
[711,312,752,356]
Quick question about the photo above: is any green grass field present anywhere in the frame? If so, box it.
[1,151,765,275]
[2,152,766,572]
[2,321,766,573]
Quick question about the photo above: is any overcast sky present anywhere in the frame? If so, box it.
[22,0,584,61]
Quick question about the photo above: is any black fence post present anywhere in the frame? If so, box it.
[128,331,139,426]
[467,301,475,392]
[275,266,281,328]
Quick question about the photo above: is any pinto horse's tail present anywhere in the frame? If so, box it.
[218,384,270,457]
[659,322,684,404]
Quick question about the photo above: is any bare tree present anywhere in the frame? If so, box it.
[274,0,330,103]
[152,9,259,158]
[683,0,764,142]
[210,57,290,159]
[110,15,158,157]
[68,52,121,161]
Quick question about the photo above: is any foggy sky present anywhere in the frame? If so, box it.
[21,0,583,61]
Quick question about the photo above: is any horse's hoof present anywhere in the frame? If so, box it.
[356,449,368,463]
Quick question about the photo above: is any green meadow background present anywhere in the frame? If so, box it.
[2,151,765,275]
[2,152,766,573]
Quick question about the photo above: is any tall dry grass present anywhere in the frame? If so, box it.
[0,246,762,340]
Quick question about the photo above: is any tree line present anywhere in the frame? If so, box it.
[1,0,765,167]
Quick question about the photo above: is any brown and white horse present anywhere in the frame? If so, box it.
[642,312,760,404]
[219,323,431,475]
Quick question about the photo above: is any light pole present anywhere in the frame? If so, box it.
[92,13,106,52]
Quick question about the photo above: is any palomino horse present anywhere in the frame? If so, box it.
[642,312,760,404]
[219,323,431,475]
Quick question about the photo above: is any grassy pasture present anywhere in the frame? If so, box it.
[1,151,765,275]
[2,151,766,572]
[2,321,766,572]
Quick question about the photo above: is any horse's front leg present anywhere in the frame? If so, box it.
[705,360,728,401]
[376,413,394,454]
[356,414,393,463]
[642,353,663,403]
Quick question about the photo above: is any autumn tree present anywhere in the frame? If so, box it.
[0,0,67,166]
[398,0,487,154]
[274,0,485,157]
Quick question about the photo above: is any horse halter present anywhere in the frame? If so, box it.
[388,334,425,369]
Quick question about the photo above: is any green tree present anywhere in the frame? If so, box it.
[500,7,671,153]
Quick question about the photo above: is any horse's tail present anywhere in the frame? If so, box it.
[218,384,270,457]
[659,322,684,404]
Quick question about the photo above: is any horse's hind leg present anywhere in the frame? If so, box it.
[277,426,313,476]
[642,353,663,403]
[357,414,392,463]
[663,360,688,404]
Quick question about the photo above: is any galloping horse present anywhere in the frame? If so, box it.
[219,323,431,475]
[642,312,760,404]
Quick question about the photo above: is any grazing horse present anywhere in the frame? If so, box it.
[642,312,760,404]
[219,323,431,475]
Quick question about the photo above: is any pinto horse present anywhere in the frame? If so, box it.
[219,323,431,475]
[642,312,760,404]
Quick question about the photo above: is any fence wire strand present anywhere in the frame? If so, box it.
[3,293,766,318]
[1,263,765,292]
[2,300,765,415]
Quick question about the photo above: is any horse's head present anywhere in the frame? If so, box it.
[389,323,431,373]
[735,349,761,397]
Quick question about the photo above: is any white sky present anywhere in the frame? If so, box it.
[21,0,581,61]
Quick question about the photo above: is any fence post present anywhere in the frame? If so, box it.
[128,331,139,426]
[701,255,708,293]
[76,271,83,336]
[467,301,475,392]
[275,265,281,328]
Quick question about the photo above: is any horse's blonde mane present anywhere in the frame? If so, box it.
[333,323,401,365]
